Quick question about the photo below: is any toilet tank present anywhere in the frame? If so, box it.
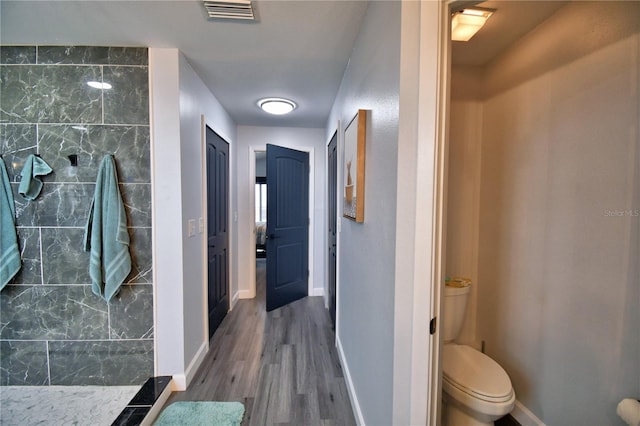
[443,280,471,342]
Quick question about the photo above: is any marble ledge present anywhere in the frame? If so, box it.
[112,376,172,426]
[0,385,140,426]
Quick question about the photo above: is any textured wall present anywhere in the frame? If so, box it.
[325,1,401,423]
[474,3,640,424]
[0,46,153,386]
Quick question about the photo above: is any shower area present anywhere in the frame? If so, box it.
[0,46,154,424]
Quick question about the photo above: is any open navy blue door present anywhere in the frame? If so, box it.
[266,144,309,312]
[206,126,229,339]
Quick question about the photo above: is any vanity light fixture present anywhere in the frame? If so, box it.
[87,81,112,90]
[451,7,495,42]
[257,98,297,115]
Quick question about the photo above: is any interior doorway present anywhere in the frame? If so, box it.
[265,144,310,311]
[255,151,267,260]
[205,126,230,339]
[327,132,338,328]
[248,145,316,302]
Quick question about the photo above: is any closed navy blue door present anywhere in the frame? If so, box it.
[207,126,229,338]
[266,144,309,311]
[327,132,338,328]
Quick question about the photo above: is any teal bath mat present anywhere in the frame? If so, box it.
[154,401,245,426]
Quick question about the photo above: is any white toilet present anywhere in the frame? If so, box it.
[442,281,515,426]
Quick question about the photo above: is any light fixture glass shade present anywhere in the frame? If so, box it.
[258,98,296,115]
[451,8,494,42]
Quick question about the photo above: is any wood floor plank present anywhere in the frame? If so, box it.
[164,259,356,425]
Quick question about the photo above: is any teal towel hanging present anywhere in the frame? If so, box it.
[1,159,22,290]
[18,154,53,200]
[84,155,131,302]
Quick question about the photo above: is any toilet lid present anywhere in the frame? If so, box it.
[442,345,513,402]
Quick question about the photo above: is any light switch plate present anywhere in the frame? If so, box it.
[198,217,204,233]
[188,219,195,237]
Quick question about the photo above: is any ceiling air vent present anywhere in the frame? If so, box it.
[203,0,255,21]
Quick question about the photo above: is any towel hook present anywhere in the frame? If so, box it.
[68,154,78,167]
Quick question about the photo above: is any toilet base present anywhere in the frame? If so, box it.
[443,398,495,426]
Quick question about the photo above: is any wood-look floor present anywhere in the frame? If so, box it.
[164,260,356,426]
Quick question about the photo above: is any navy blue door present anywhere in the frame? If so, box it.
[206,127,229,338]
[266,144,309,311]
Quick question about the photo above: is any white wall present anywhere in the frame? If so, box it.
[235,125,326,298]
[255,152,266,178]
[150,48,237,389]
[446,98,482,347]
[448,3,640,424]
[326,2,401,424]
[178,52,237,373]
[150,48,185,382]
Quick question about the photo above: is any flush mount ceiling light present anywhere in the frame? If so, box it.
[257,98,297,115]
[87,81,112,90]
[451,7,495,42]
[203,0,255,20]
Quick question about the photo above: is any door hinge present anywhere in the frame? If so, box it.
[429,317,437,335]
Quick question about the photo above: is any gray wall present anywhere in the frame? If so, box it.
[0,46,153,386]
[326,2,401,424]
[255,152,266,178]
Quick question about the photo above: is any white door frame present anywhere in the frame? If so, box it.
[325,124,340,322]
[200,115,234,343]
[247,144,316,299]
[392,0,451,424]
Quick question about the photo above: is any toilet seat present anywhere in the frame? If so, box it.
[442,344,514,403]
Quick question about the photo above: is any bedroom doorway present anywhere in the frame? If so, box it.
[255,151,267,260]
[265,144,309,311]
[248,145,315,303]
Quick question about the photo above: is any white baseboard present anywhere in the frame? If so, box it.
[239,288,322,298]
[512,400,546,426]
[336,336,365,425]
[171,374,186,391]
[238,289,255,299]
[183,340,209,389]
[310,287,325,297]
[231,290,240,308]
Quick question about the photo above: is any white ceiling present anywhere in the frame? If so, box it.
[452,1,567,66]
[0,0,369,128]
[1,0,567,128]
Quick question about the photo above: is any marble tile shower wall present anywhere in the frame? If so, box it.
[0,46,153,386]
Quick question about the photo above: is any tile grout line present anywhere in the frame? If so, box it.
[101,65,105,125]
[0,63,148,68]
[108,297,112,341]
[45,340,51,385]
[0,338,154,343]
[38,226,44,286]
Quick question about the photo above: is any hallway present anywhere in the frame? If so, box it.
[165,259,355,425]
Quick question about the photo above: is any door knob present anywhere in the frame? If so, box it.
[266,234,279,240]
